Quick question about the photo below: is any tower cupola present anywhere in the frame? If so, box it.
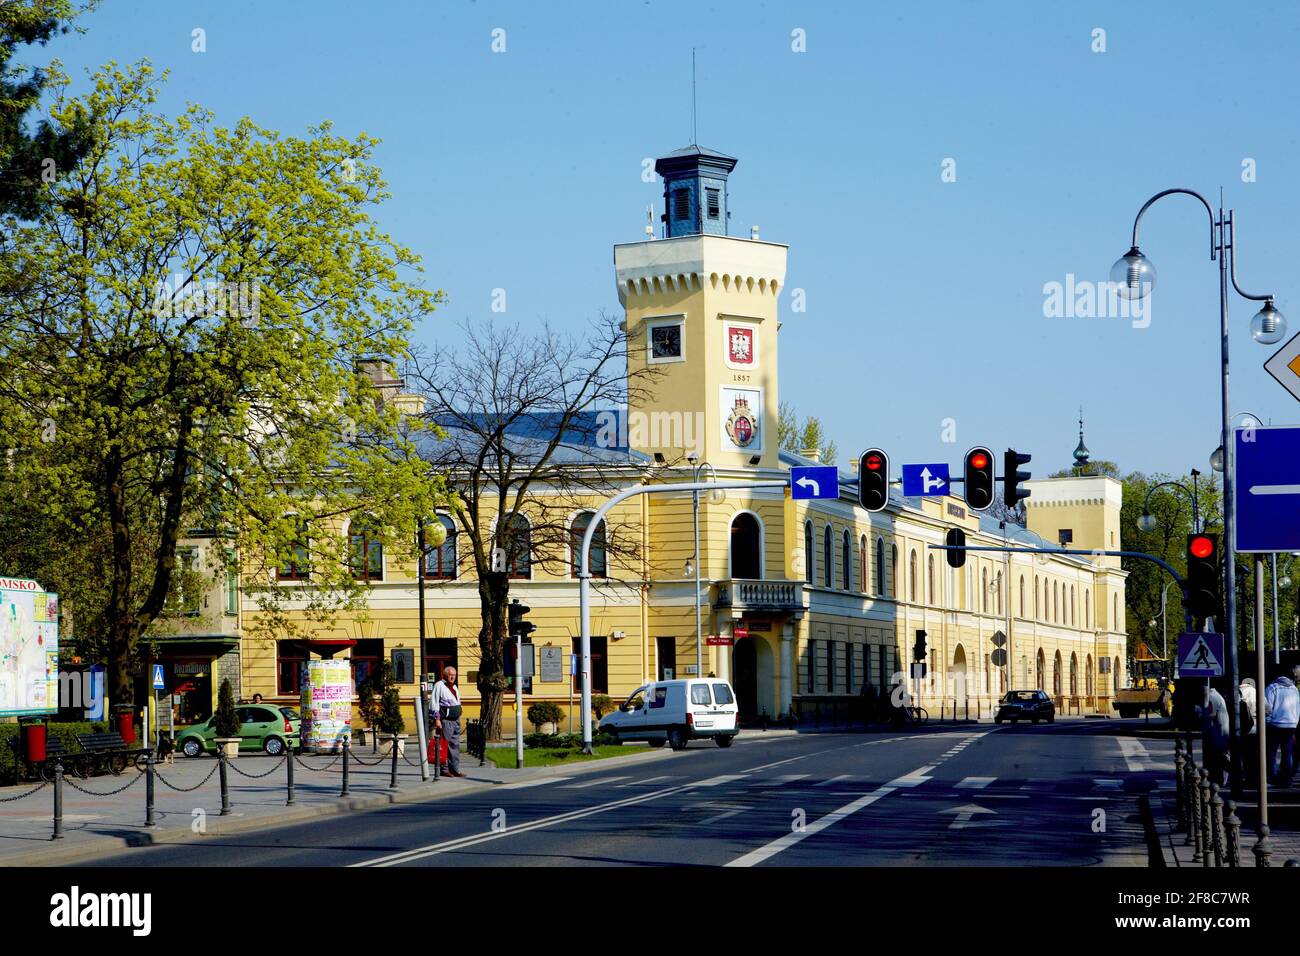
[655,145,737,238]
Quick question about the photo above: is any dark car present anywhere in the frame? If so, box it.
[995,689,1055,725]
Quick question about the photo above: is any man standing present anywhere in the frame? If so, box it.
[1264,665,1300,786]
[429,666,463,778]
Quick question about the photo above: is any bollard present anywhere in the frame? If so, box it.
[218,748,232,816]
[1210,782,1225,867]
[389,737,400,790]
[145,753,157,828]
[1254,824,1273,868]
[1188,760,1203,859]
[286,746,295,806]
[1225,799,1242,867]
[341,738,350,796]
[51,761,64,840]
[1174,739,1187,832]
[1198,768,1212,869]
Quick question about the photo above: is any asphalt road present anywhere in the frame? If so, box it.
[83,722,1168,867]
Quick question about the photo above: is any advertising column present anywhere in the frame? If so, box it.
[299,658,352,753]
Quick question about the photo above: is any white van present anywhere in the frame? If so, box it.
[599,678,739,750]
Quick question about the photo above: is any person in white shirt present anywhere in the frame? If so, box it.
[1199,686,1230,786]
[429,667,464,777]
[1264,666,1300,786]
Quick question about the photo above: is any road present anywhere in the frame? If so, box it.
[84,721,1169,867]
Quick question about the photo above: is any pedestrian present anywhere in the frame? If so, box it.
[1240,677,1259,782]
[252,693,263,704]
[429,666,464,777]
[1264,666,1300,786]
[1199,685,1230,787]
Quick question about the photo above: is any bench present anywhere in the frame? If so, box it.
[74,732,152,775]
[6,734,70,783]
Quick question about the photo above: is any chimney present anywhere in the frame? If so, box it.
[800,446,821,463]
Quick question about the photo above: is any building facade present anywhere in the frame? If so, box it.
[149,143,1128,732]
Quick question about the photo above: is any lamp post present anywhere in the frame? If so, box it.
[685,458,722,680]
[1136,474,1203,536]
[1114,189,1285,808]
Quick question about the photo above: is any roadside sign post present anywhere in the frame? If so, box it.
[150,664,165,753]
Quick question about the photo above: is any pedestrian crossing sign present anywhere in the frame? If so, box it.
[151,664,166,689]
[1177,632,1224,678]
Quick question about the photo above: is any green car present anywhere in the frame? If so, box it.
[177,705,301,757]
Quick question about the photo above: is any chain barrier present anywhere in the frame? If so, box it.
[0,780,50,802]
[226,753,289,779]
[155,761,221,793]
[64,769,145,797]
[401,747,426,768]
[345,748,386,767]
[294,751,343,772]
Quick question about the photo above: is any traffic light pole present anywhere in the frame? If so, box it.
[577,478,789,752]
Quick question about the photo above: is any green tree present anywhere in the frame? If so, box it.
[0,0,96,218]
[777,401,837,464]
[0,62,447,705]
[214,679,239,738]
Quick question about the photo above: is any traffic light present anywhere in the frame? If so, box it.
[1184,533,1222,625]
[858,448,890,513]
[945,528,967,569]
[963,446,995,511]
[913,629,928,662]
[1003,448,1032,508]
[508,599,535,639]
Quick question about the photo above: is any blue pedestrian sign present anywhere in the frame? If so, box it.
[901,462,950,497]
[151,664,166,690]
[791,465,839,500]
[1177,632,1224,678]
[1234,425,1300,553]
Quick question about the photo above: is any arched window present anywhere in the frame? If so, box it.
[859,535,868,593]
[909,550,918,602]
[1086,654,1094,697]
[981,568,989,613]
[891,543,898,597]
[1113,657,1121,693]
[731,513,762,579]
[1069,652,1079,696]
[875,538,885,595]
[928,555,936,605]
[503,513,531,579]
[823,525,833,588]
[1070,586,1076,627]
[1113,594,1120,631]
[423,515,458,580]
[1036,648,1045,690]
[571,512,606,578]
[348,515,383,582]
[1053,651,1062,696]
[843,529,852,590]
[1034,577,1040,619]
[1086,590,1091,629]
[278,516,311,581]
[996,571,1003,615]
[1019,576,1025,618]
[1053,582,1059,623]
[804,520,814,583]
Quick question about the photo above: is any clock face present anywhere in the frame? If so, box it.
[651,324,682,359]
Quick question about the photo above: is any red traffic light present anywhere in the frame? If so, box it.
[970,452,989,470]
[1189,536,1215,559]
[864,453,883,471]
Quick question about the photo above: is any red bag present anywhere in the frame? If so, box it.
[428,736,449,765]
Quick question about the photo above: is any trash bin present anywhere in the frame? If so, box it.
[21,720,46,763]
[113,706,136,744]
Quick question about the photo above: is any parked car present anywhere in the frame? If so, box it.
[177,705,301,757]
[599,678,739,749]
[994,689,1055,725]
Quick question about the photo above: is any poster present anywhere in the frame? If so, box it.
[299,658,353,753]
[0,578,59,717]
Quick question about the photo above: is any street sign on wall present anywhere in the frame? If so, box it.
[1234,426,1300,553]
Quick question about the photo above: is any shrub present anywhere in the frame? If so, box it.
[527,701,564,731]
[357,669,379,728]
[592,695,613,719]
[214,679,240,738]
[371,662,405,735]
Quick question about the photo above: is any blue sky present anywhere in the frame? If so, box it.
[45,0,1300,476]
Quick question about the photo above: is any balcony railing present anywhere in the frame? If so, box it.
[714,579,804,612]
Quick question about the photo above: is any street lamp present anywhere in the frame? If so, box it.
[1136,473,1203,536]
[1115,187,1284,846]
[686,458,725,680]
[1211,413,1265,474]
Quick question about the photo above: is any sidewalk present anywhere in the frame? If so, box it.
[0,740,676,867]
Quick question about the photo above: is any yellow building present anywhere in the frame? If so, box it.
[149,143,1128,732]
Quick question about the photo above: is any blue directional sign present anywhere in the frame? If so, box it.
[151,664,166,690]
[1235,425,1300,553]
[901,462,950,497]
[791,465,840,500]
[1177,632,1224,678]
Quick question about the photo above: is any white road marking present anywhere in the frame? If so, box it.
[561,775,632,789]
[890,766,937,787]
[814,774,853,787]
[944,803,999,829]
[1117,738,1148,772]
[616,774,675,787]
[748,772,809,787]
[496,777,573,790]
[1093,778,1123,789]
[689,773,748,788]
[955,776,996,789]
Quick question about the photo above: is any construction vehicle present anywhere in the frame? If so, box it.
[1113,642,1173,718]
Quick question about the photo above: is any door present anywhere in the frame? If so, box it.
[614,686,649,739]
[733,637,758,720]
[237,706,273,751]
[657,636,676,681]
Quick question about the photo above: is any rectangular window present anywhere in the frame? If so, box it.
[424,638,458,684]
[712,683,734,706]
[223,549,238,616]
[171,548,201,616]
[828,642,836,694]
[690,684,712,705]
[807,640,816,693]
[276,642,306,695]
[706,187,720,219]
[673,188,690,221]
[278,521,311,581]
[656,636,676,681]
[351,639,384,694]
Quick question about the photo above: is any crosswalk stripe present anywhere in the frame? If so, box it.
[955,776,996,789]
[616,775,675,787]
[561,775,632,789]
[814,774,853,787]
